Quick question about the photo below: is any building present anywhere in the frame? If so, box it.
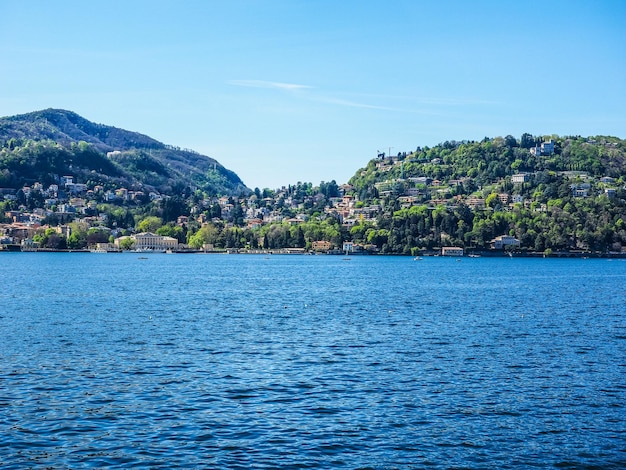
[405,187,423,197]
[466,197,486,209]
[491,235,521,249]
[571,183,591,198]
[441,246,464,256]
[530,140,555,156]
[311,240,332,252]
[246,218,263,229]
[540,139,555,155]
[512,173,530,184]
[66,183,88,194]
[114,232,178,251]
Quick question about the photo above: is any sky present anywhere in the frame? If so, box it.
[1,1,625,190]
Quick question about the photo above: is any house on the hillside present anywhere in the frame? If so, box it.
[490,235,521,250]
[530,139,555,156]
[571,183,591,198]
[512,173,530,184]
[466,197,486,210]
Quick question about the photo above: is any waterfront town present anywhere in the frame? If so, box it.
[1,138,624,257]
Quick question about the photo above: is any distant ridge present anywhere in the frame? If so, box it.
[0,109,249,196]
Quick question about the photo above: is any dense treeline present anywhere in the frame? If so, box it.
[187,218,343,251]
[377,196,626,255]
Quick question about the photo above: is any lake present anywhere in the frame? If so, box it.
[1,253,625,468]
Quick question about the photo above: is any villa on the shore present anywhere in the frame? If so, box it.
[114,232,179,251]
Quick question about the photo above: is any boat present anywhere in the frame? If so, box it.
[413,256,423,261]
[131,248,166,254]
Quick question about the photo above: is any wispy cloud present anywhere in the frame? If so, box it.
[228,80,498,114]
[228,80,403,111]
[228,80,312,91]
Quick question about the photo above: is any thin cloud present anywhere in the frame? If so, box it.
[316,95,455,116]
[228,80,312,91]
[228,80,495,114]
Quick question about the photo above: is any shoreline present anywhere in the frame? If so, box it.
[2,246,625,258]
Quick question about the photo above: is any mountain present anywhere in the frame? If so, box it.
[0,109,249,196]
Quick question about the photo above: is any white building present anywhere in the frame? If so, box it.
[115,232,178,251]
[491,235,521,249]
[512,173,530,184]
[441,246,464,256]
[530,140,555,156]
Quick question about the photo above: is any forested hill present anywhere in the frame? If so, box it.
[345,134,626,255]
[349,134,626,195]
[0,109,249,196]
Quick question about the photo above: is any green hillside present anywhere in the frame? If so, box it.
[0,109,249,196]
[350,134,625,191]
[346,134,626,254]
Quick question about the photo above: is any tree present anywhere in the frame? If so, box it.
[504,135,518,148]
[119,237,136,250]
[137,216,163,233]
[86,229,110,246]
[156,224,185,243]
[67,232,86,249]
[161,196,187,222]
[485,192,499,208]
[47,234,67,250]
[520,133,535,149]
[67,221,89,249]
[294,226,305,248]
[319,180,340,198]
[231,203,244,226]
[188,224,220,249]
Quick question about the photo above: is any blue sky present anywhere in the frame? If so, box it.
[1,1,625,190]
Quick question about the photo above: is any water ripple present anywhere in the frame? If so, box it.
[0,254,625,468]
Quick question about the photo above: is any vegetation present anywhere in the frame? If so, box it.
[0,109,248,196]
[346,135,626,254]
[1,112,625,255]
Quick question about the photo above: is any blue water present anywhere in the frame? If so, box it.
[1,253,625,469]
